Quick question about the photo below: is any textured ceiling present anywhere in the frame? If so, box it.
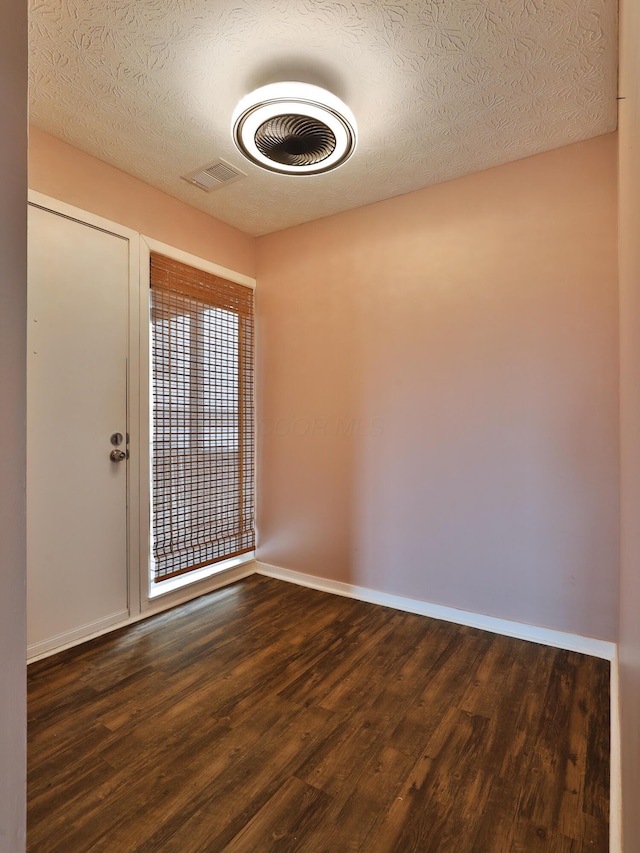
[29,0,617,236]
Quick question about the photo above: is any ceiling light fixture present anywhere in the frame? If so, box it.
[231,82,357,176]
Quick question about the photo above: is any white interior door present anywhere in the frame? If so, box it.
[27,203,131,654]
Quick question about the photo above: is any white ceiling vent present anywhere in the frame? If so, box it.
[182,159,246,192]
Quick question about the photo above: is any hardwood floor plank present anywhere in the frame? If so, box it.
[315,610,430,713]
[369,707,492,853]
[387,629,493,757]
[28,723,115,803]
[458,632,521,718]
[505,818,579,852]
[296,710,385,797]
[42,696,286,853]
[521,651,588,832]
[302,742,414,852]
[486,641,554,781]
[141,705,340,852]
[277,604,402,708]
[28,752,117,833]
[583,655,611,824]
[221,776,333,853]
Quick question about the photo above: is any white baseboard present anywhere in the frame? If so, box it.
[255,561,617,661]
[27,609,130,662]
[27,562,256,663]
[610,656,622,853]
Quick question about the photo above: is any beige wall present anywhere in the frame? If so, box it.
[618,0,640,847]
[256,134,619,640]
[0,0,27,848]
[28,126,256,278]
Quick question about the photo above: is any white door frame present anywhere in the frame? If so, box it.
[27,190,142,632]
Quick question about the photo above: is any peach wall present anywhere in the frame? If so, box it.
[618,0,640,846]
[256,134,619,640]
[28,126,255,278]
[0,0,27,846]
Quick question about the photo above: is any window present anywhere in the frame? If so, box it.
[149,252,255,583]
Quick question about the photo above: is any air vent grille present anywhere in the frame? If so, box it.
[182,159,246,192]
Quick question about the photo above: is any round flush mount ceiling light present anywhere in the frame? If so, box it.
[231,82,357,176]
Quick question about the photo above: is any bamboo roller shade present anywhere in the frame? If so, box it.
[150,252,255,582]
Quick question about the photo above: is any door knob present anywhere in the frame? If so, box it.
[110,449,128,462]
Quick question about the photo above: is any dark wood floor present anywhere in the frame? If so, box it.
[27,575,610,852]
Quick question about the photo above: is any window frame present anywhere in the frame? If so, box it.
[139,237,256,609]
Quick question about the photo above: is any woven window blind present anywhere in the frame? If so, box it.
[150,252,255,582]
